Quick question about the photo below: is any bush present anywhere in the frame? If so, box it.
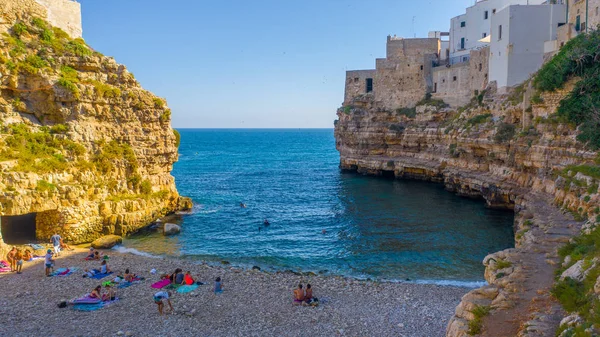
[66,38,92,57]
[467,305,491,335]
[396,107,416,118]
[160,109,171,122]
[88,80,121,99]
[467,113,492,126]
[140,179,152,194]
[416,93,448,109]
[494,123,516,144]
[551,277,588,313]
[36,180,57,192]
[153,98,164,108]
[12,22,28,37]
[93,140,138,174]
[49,124,69,134]
[495,259,512,270]
[173,129,181,148]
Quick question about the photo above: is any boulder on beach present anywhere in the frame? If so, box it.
[163,223,181,236]
[91,235,123,249]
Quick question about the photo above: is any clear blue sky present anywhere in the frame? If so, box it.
[79,0,473,128]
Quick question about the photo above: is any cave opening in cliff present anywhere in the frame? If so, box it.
[381,170,396,179]
[0,213,37,244]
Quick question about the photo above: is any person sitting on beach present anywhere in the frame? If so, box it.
[183,271,195,285]
[102,283,116,301]
[59,238,74,251]
[293,284,305,305]
[169,268,183,284]
[23,249,33,262]
[304,284,319,305]
[123,268,137,282]
[7,247,16,272]
[153,291,173,316]
[14,249,23,274]
[93,251,103,260]
[214,277,223,294]
[90,285,102,299]
[100,259,110,274]
[44,250,55,277]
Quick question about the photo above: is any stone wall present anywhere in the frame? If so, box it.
[344,70,375,104]
[432,63,471,107]
[468,46,489,93]
[35,0,82,38]
[374,37,439,110]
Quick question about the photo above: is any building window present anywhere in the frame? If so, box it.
[420,65,424,70]
[442,79,445,83]
[492,9,496,14]
[460,37,465,49]
[434,83,437,93]
[354,77,359,83]
[453,76,457,82]
[576,15,581,31]
[498,25,502,40]
[596,7,598,16]
[479,63,482,71]
[582,22,587,32]
[366,78,373,93]
[482,33,487,38]
[484,11,489,20]
[461,21,466,27]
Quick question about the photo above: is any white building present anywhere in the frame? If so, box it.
[489,4,566,89]
[449,0,547,64]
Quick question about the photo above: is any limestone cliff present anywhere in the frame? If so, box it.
[0,0,191,247]
[335,82,600,334]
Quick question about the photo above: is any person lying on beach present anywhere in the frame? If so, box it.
[153,291,173,315]
[293,284,305,305]
[214,277,223,294]
[23,249,33,261]
[82,269,99,278]
[90,285,102,299]
[100,259,111,274]
[15,249,23,274]
[44,250,55,277]
[102,283,116,301]
[7,247,16,272]
[59,238,75,251]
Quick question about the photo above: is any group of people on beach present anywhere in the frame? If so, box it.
[293,283,318,306]
[5,247,33,274]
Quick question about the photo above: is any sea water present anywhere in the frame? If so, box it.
[122,129,514,285]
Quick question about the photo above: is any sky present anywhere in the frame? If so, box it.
[78,0,474,128]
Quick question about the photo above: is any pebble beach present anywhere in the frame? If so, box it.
[0,248,468,337]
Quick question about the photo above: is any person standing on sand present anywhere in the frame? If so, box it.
[44,249,54,276]
[153,291,173,315]
[50,233,61,256]
[14,249,23,274]
[6,247,16,272]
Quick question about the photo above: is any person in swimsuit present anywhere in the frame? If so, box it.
[90,285,102,299]
[183,271,195,285]
[102,283,116,301]
[100,259,110,274]
[23,250,32,261]
[293,284,305,305]
[304,284,318,305]
[7,247,16,272]
[44,250,54,277]
[123,268,137,282]
[153,291,173,315]
[59,238,74,251]
[14,249,23,274]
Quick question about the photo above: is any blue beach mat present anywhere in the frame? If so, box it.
[90,272,113,280]
[72,298,119,311]
[177,284,199,294]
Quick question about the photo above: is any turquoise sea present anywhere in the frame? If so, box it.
[121,129,514,286]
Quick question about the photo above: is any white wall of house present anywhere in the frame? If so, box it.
[489,4,566,89]
[449,0,547,62]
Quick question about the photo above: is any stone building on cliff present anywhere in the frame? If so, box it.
[34,0,82,38]
[344,0,568,109]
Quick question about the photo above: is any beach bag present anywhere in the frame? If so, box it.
[58,301,67,308]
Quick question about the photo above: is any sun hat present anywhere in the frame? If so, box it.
[47,249,52,253]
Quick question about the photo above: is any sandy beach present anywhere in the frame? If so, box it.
[0,248,468,337]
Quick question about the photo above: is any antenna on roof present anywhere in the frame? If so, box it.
[412,16,416,38]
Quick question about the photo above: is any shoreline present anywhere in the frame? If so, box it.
[0,247,468,337]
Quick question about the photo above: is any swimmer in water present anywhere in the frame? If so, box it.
[263,219,270,226]
[240,203,246,208]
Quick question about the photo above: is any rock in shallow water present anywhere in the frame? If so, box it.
[163,223,181,236]
[91,235,123,249]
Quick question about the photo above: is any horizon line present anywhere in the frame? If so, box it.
[172,127,335,129]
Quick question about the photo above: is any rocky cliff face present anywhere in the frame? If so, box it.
[0,0,191,248]
[335,86,600,336]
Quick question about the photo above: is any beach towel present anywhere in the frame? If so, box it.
[71,298,119,311]
[71,295,102,305]
[151,279,171,289]
[28,243,45,250]
[57,267,79,277]
[50,268,68,277]
[90,271,113,280]
[177,284,199,294]
[165,283,182,290]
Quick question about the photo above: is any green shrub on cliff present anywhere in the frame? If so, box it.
[88,80,121,99]
[36,180,57,193]
[534,30,600,149]
[12,22,28,37]
[173,129,181,148]
[467,113,492,126]
[467,305,491,335]
[140,179,152,195]
[494,123,516,144]
[396,107,416,118]
[160,109,172,123]
[93,140,138,174]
